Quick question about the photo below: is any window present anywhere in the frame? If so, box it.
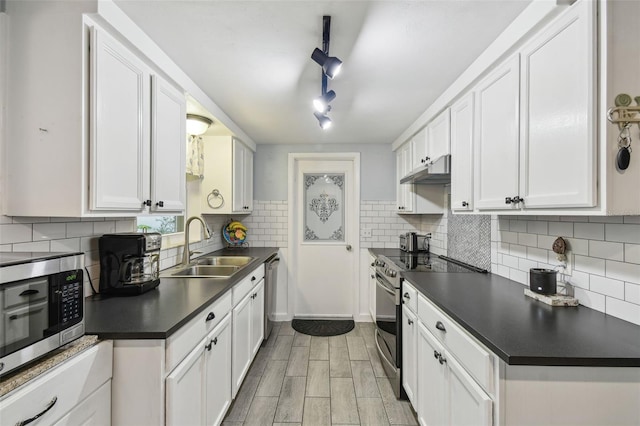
[137,215,185,235]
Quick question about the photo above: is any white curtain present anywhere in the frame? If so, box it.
[186,135,204,178]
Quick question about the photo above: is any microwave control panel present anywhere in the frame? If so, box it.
[50,270,83,327]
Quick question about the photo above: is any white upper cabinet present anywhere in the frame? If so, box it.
[150,75,187,213]
[474,54,521,211]
[450,93,475,212]
[426,108,451,163]
[202,137,255,214]
[396,143,414,213]
[411,128,428,170]
[90,26,150,212]
[519,0,596,209]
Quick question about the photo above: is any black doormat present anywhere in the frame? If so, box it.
[292,319,355,336]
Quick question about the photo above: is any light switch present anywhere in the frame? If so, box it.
[362,228,372,238]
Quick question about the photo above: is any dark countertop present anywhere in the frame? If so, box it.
[402,270,640,367]
[85,247,278,339]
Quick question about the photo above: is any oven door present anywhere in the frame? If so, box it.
[375,274,399,367]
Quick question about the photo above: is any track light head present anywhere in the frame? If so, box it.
[313,111,332,130]
[311,48,343,79]
[313,90,337,114]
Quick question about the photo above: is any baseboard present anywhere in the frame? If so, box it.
[293,314,353,320]
[273,313,374,322]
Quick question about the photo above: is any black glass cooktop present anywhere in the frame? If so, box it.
[385,252,487,273]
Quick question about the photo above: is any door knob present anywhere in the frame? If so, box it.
[346,245,352,251]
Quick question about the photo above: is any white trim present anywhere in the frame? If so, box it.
[287,152,361,320]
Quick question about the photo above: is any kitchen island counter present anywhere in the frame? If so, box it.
[402,270,640,367]
[85,247,278,339]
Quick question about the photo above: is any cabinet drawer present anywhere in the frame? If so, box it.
[53,380,111,425]
[418,295,495,394]
[232,264,265,306]
[166,291,232,373]
[0,340,113,426]
[402,280,418,313]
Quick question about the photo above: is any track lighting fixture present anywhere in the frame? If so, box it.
[314,111,332,130]
[313,90,336,114]
[310,16,341,130]
[311,48,343,80]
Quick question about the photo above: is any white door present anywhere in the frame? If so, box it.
[450,93,475,211]
[244,148,254,212]
[231,293,252,397]
[412,128,428,170]
[426,108,451,163]
[150,74,186,213]
[402,305,417,406]
[519,0,596,209]
[89,26,150,212]
[447,351,493,426]
[204,314,232,426]
[417,322,446,426]
[250,279,265,358]
[289,154,360,318]
[166,340,206,426]
[474,54,520,210]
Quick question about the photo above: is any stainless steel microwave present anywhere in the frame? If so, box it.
[0,252,85,376]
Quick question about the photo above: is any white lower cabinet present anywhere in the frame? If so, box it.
[166,313,232,426]
[446,353,493,426]
[401,305,418,406]
[232,276,265,397]
[0,341,113,426]
[417,321,447,426]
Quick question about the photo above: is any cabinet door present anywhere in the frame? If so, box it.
[244,148,254,212]
[412,129,428,170]
[250,279,265,358]
[401,306,417,407]
[519,0,596,209]
[205,314,232,426]
[150,74,186,213]
[396,150,405,212]
[417,322,446,426]
[398,143,415,213]
[426,108,451,163]
[474,55,520,210]
[369,258,376,321]
[166,339,206,426]
[53,381,111,426]
[446,351,493,426]
[232,139,245,213]
[90,26,150,212]
[232,292,252,397]
[451,93,475,211]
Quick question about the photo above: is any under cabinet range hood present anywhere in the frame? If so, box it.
[400,155,451,184]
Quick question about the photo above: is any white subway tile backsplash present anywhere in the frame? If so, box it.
[588,240,624,261]
[605,298,640,326]
[0,223,33,244]
[32,223,67,241]
[574,223,604,241]
[605,260,640,285]
[574,255,605,276]
[66,222,93,238]
[13,241,50,251]
[494,214,640,325]
[510,269,527,285]
[93,221,116,235]
[548,221,573,237]
[50,238,81,252]
[590,275,625,299]
[625,244,640,264]
[574,287,606,312]
[605,224,640,244]
[509,220,527,232]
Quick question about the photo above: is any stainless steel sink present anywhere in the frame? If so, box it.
[169,265,240,278]
[194,256,255,267]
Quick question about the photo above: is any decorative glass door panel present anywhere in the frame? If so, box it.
[303,174,345,242]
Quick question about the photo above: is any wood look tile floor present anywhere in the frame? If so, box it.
[223,322,418,426]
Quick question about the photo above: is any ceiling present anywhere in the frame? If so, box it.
[115,0,530,145]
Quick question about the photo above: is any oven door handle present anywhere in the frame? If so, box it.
[376,277,396,297]
[375,329,397,373]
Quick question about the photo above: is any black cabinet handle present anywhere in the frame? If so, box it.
[213,337,218,346]
[143,199,151,207]
[205,341,212,351]
[17,396,57,426]
[433,350,440,359]
[408,318,413,325]
[251,276,256,282]
[403,292,410,300]
[206,312,215,322]
[435,321,446,332]
[512,196,523,204]
[19,289,39,297]
[505,197,513,204]
[371,275,375,279]
[438,355,447,365]
[461,201,468,207]
[156,201,164,207]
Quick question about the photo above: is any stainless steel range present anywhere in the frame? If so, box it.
[374,251,486,399]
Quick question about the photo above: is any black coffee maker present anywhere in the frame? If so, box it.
[99,233,161,295]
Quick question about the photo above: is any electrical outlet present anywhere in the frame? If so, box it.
[362,228,372,238]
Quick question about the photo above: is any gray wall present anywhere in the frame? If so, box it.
[254,143,396,201]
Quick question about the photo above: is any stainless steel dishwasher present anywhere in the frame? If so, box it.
[264,254,280,340]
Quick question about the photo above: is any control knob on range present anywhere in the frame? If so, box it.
[385,268,397,278]
[375,259,386,268]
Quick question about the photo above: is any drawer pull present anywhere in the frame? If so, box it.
[403,292,410,300]
[19,289,39,297]
[205,312,215,322]
[438,354,447,365]
[407,318,413,325]
[17,396,57,426]
[213,337,218,345]
[435,321,446,332]
[251,276,256,282]
[205,341,212,351]
[433,350,440,360]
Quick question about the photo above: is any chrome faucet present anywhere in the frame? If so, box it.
[182,216,213,266]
